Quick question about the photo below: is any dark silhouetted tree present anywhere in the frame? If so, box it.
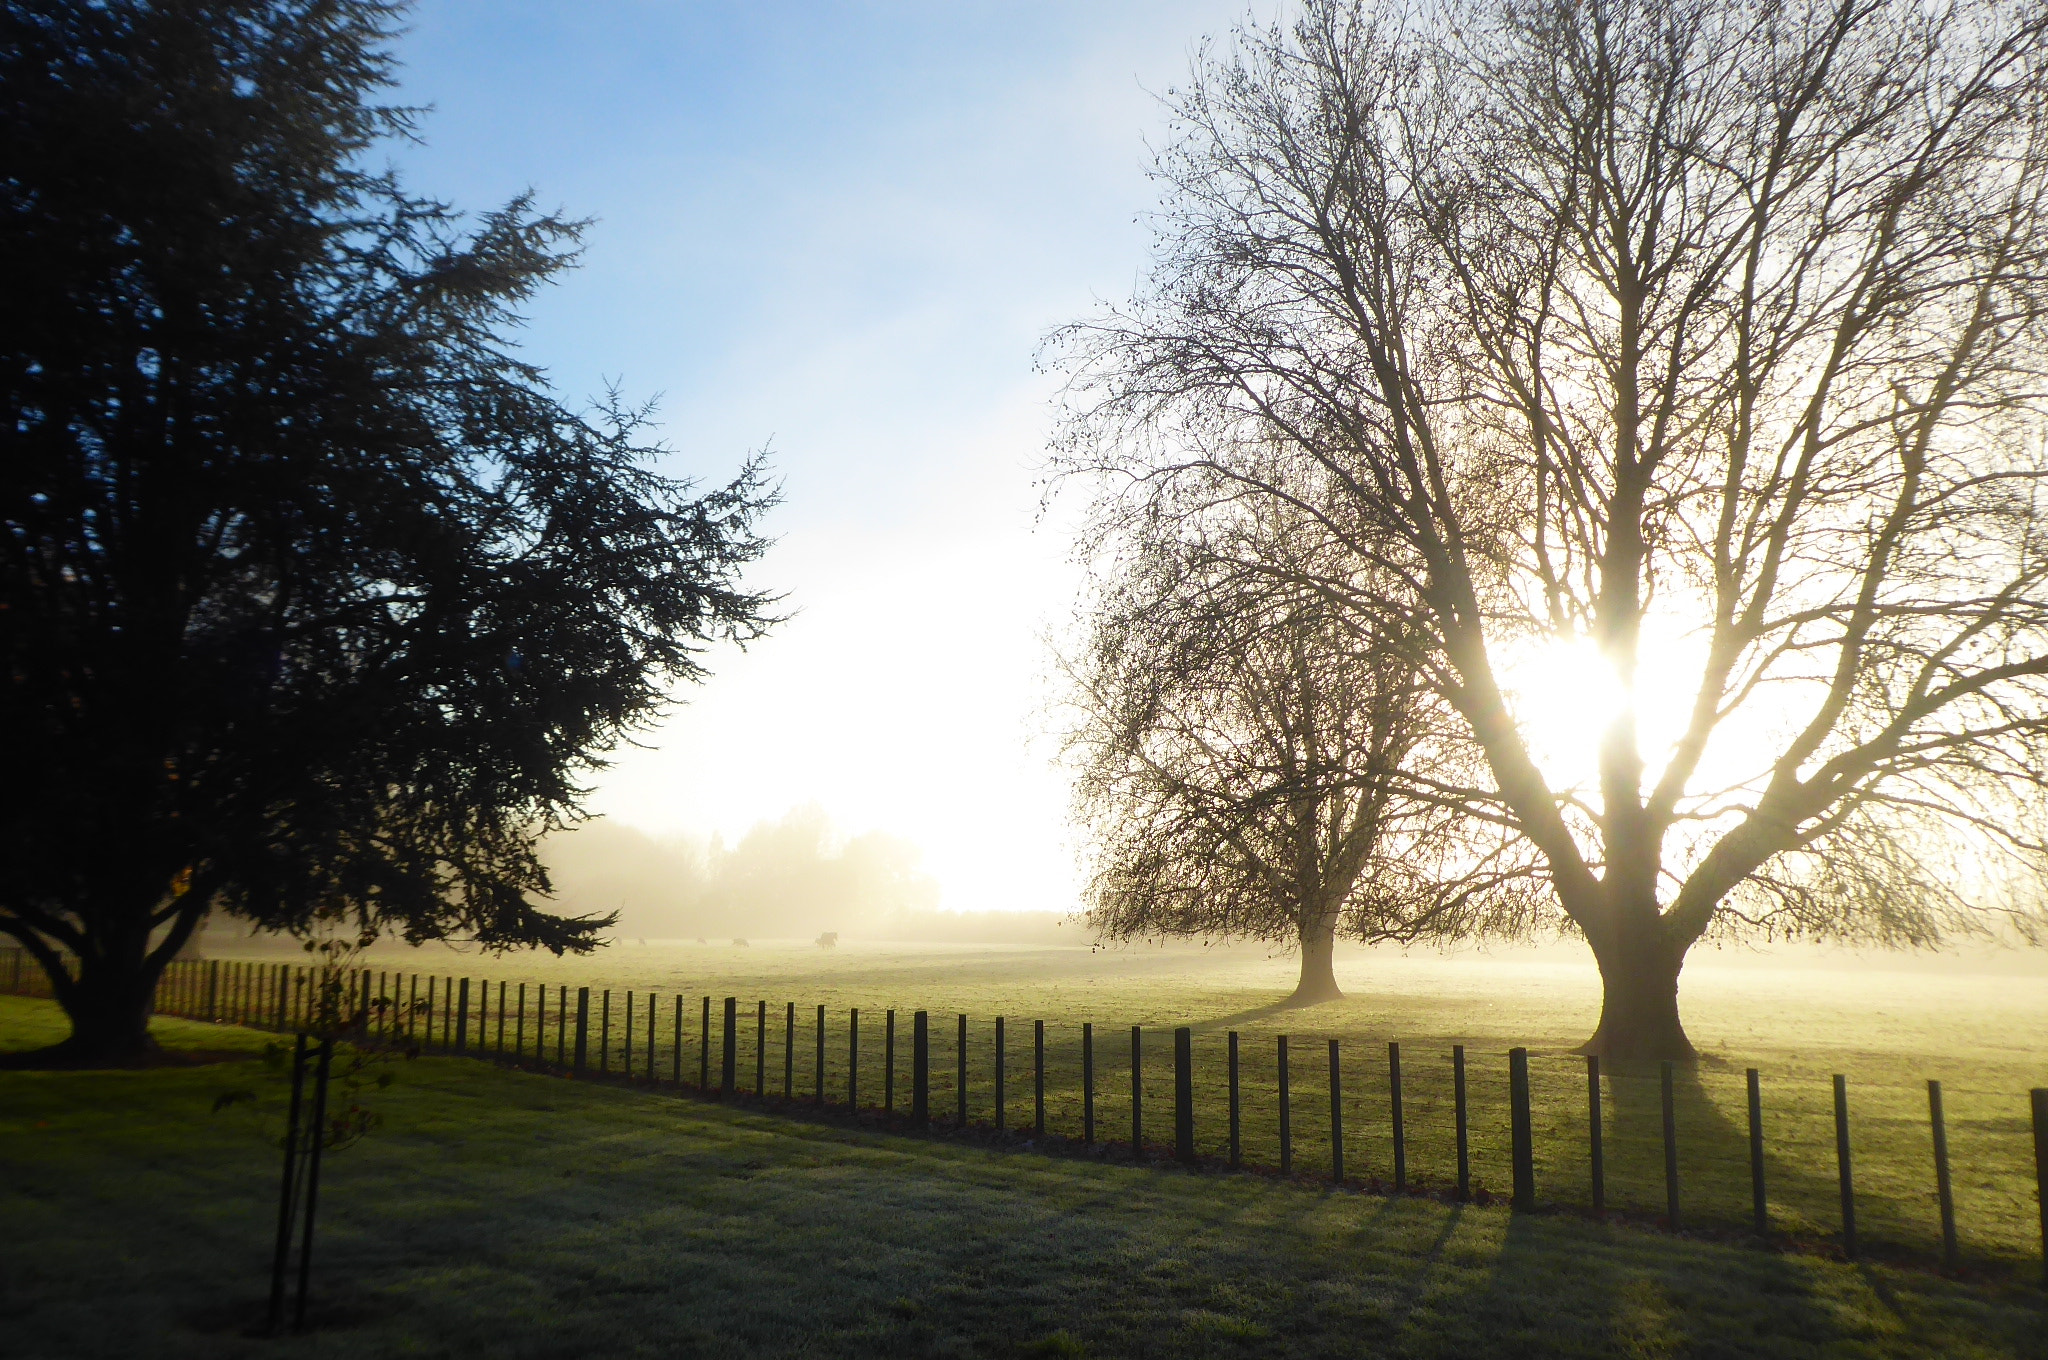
[1,0,778,1062]
[1061,498,1536,1003]
[1056,0,2048,1057]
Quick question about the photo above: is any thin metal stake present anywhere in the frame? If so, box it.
[292,1039,334,1331]
[266,1035,309,1333]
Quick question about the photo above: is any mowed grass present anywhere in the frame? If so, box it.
[193,941,2048,1276]
[2,994,2044,1360]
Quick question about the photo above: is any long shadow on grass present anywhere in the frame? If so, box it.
[1186,994,1340,1034]
[1406,1203,1856,1358]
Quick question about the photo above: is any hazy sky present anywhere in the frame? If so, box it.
[389,2,1252,911]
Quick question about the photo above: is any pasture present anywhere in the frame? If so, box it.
[1,986,2045,1360]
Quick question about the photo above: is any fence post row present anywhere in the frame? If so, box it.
[1453,1044,1469,1201]
[722,997,737,1096]
[2031,1087,2048,1289]
[1587,1054,1605,1216]
[1929,1079,1957,1271]
[1509,1047,1534,1211]
[1661,1060,1680,1231]
[1034,1019,1046,1138]
[1835,1073,1857,1260]
[912,1010,930,1128]
[1174,1026,1194,1164]
[14,954,2048,1284]
[1747,1067,1766,1237]
[1278,1035,1292,1175]
[1328,1039,1344,1183]
[1389,1041,1405,1192]
[1227,1030,1241,1169]
[573,987,590,1072]
[1130,1025,1143,1154]
[1082,1022,1095,1145]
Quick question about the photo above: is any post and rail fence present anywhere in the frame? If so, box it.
[4,944,2045,1286]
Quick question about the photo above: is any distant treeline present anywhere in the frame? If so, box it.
[541,807,1072,945]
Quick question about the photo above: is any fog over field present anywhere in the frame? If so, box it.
[534,808,1071,944]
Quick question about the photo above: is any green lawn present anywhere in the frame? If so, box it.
[152,941,2048,1273]
[1,993,2044,1359]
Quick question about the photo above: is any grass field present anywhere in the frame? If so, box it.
[151,940,2048,1277]
[2,991,2045,1360]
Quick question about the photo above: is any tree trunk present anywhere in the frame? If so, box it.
[1578,922,1694,1061]
[1286,914,1343,1006]
[2,945,164,1069]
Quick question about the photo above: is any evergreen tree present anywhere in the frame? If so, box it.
[1,0,778,1062]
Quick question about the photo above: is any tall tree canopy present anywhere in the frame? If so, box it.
[1062,498,1534,1003]
[1056,0,2048,1057]
[1,0,778,1062]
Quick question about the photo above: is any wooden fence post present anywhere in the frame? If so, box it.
[1835,1073,1857,1259]
[517,983,527,1058]
[205,960,219,1022]
[956,1014,968,1126]
[1228,1031,1241,1169]
[817,1004,828,1105]
[1174,1026,1194,1164]
[1130,1025,1143,1155]
[1747,1068,1767,1236]
[423,975,435,1049]
[756,1000,767,1096]
[556,985,568,1064]
[701,996,713,1088]
[1588,1054,1605,1216]
[1328,1039,1344,1182]
[497,981,507,1054]
[722,997,737,1096]
[1034,1019,1046,1138]
[1278,1035,1292,1174]
[912,1010,930,1127]
[885,1010,896,1114]
[646,993,656,1075]
[1389,1041,1406,1192]
[276,964,289,1031]
[783,1002,795,1096]
[1454,1045,1469,1201]
[848,1008,859,1109]
[600,989,613,1074]
[2030,1088,2048,1289]
[573,987,590,1071]
[1929,1079,1957,1270]
[1661,1060,1680,1230]
[623,991,634,1077]
[1082,1022,1095,1144]
[456,978,470,1052]
[994,1016,1006,1132]
[1510,1047,1534,1211]
[673,995,685,1084]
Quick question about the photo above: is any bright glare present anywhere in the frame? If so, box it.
[1502,616,1771,802]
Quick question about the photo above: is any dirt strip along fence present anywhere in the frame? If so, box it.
[6,946,2046,1285]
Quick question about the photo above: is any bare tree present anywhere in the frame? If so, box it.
[1061,497,1535,1003]
[1055,0,2048,1057]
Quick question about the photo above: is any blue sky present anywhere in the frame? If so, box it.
[387,1,1255,911]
